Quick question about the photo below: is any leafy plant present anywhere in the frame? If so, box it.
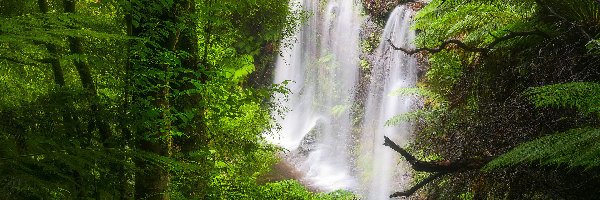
[484,128,600,170]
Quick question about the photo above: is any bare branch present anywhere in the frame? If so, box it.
[388,39,485,55]
[388,30,548,55]
[383,135,418,164]
[384,136,493,197]
[390,172,446,198]
[383,136,492,173]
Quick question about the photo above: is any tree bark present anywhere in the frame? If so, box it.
[128,0,191,199]
[174,0,202,153]
[128,0,204,198]
[388,30,548,56]
[118,10,135,200]
[383,136,493,198]
[173,1,210,197]
[390,172,447,198]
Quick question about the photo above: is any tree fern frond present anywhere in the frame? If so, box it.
[484,127,600,171]
[541,0,600,26]
[587,39,600,54]
[389,87,446,104]
[414,0,537,47]
[385,108,448,126]
[525,82,600,116]
[385,110,424,126]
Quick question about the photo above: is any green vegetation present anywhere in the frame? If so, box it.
[485,127,600,170]
[0,0,353,199]
[387,0,600,198]
[3,0,599,199]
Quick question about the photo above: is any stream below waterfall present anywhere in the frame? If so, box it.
[269,1,418,199]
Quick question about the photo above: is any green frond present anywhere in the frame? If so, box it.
[587,39,600,54]
[414,0,537,47]
[484,128,600,171]
[388,87,445,103]
[525,82,600,116]
[385,87,448,126]
[385,110,425,126]
[540,0,600,27]
[385,108,448,127]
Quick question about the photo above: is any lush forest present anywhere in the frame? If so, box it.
[380,0,600,199]
[0,0,355,199]
[0,0,599,199]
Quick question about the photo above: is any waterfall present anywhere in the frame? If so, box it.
[360,6,417,199]
[270,1,417,198]
[270,0,362,191]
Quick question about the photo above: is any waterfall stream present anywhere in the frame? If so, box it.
[270,1,417,198]
[360,6,417,199]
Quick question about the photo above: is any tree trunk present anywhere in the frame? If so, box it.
[172,0,210,197]
[128,0,204,198]
[128,0,178,199]
[38,0,82,136]
[63,0,112,147]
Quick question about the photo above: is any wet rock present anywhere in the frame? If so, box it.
[296,123,322,156]
[361,0,427,23]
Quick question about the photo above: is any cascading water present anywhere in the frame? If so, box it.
[271,0,362,191]
[359,6,417,199]
[270,1,417,198]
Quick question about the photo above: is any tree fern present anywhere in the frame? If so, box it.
[484,127,600,170]
[525,82,600,116]
[539,0,600,27]
[485,82,600,171]
[414,0,538,48]
[388,87,446,104]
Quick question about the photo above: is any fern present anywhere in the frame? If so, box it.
[385,87,447,126]
[539,0,600,27]
[525,82,600,116]
[484,128,600,170]
[389,87,445,104]
[485,82,600,171]
[385,110,425,126]
[414,0,537,48]
[587,39,600,54]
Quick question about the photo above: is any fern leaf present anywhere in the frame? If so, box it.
[525,82,600,116]
[484,128,600,171]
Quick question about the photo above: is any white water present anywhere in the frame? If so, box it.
[359,6,417,199]
[270,2,417,199]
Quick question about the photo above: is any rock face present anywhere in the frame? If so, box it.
[362,0,402,22]
[362,0,427,23]
[296,123,321,157]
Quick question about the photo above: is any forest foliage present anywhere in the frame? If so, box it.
[0,0,355,199]
[386,0,600,198]
[3,0,600,199]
